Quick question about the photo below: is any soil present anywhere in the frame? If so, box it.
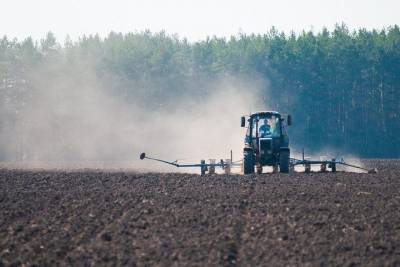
[1,160,400,266]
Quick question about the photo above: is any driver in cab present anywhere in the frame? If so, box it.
[259,118,272,137]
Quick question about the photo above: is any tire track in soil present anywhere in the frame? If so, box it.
[223,177,256,267]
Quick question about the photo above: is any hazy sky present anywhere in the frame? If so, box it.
[1,0,399,41]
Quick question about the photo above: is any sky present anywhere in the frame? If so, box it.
[1,0,399,42]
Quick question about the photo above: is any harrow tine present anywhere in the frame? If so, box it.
[338,161,378,173]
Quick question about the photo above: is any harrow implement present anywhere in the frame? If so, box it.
[140,152,242,175]
[290,158,378,173]
[140,152,377,175]
[290,149,378,173]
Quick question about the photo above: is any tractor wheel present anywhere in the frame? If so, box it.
[279,149,290,173]
[243,150,254,174]
[256,164,263,174]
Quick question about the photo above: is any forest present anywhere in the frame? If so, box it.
[0,24,399,160]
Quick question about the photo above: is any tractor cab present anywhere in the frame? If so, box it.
[241,111,292,174]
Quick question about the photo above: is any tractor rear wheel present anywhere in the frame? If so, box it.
[243,150,254,174]
[280,149,290,173]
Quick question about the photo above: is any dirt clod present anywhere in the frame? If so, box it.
[101,233,112,242]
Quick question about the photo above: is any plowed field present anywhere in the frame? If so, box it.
[1,160,400,266]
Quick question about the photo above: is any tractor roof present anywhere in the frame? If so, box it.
[250,111,281,117]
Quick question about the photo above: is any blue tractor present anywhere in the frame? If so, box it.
[241,111,292,174]
[140,111,377,174]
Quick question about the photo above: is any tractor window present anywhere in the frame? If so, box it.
[244,125,251,144]
[252,115,281,138]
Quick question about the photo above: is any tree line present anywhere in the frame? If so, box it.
[1,24,399,159]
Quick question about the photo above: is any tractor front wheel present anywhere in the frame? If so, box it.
[243,150,254,174]
[280,149,290,173]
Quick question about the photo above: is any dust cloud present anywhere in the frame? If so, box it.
[1,59,267,171]
[1,54,369,173]
[136,78,267,172]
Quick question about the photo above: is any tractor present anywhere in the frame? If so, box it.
[140,110,377,174]
[241,111,292,174]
